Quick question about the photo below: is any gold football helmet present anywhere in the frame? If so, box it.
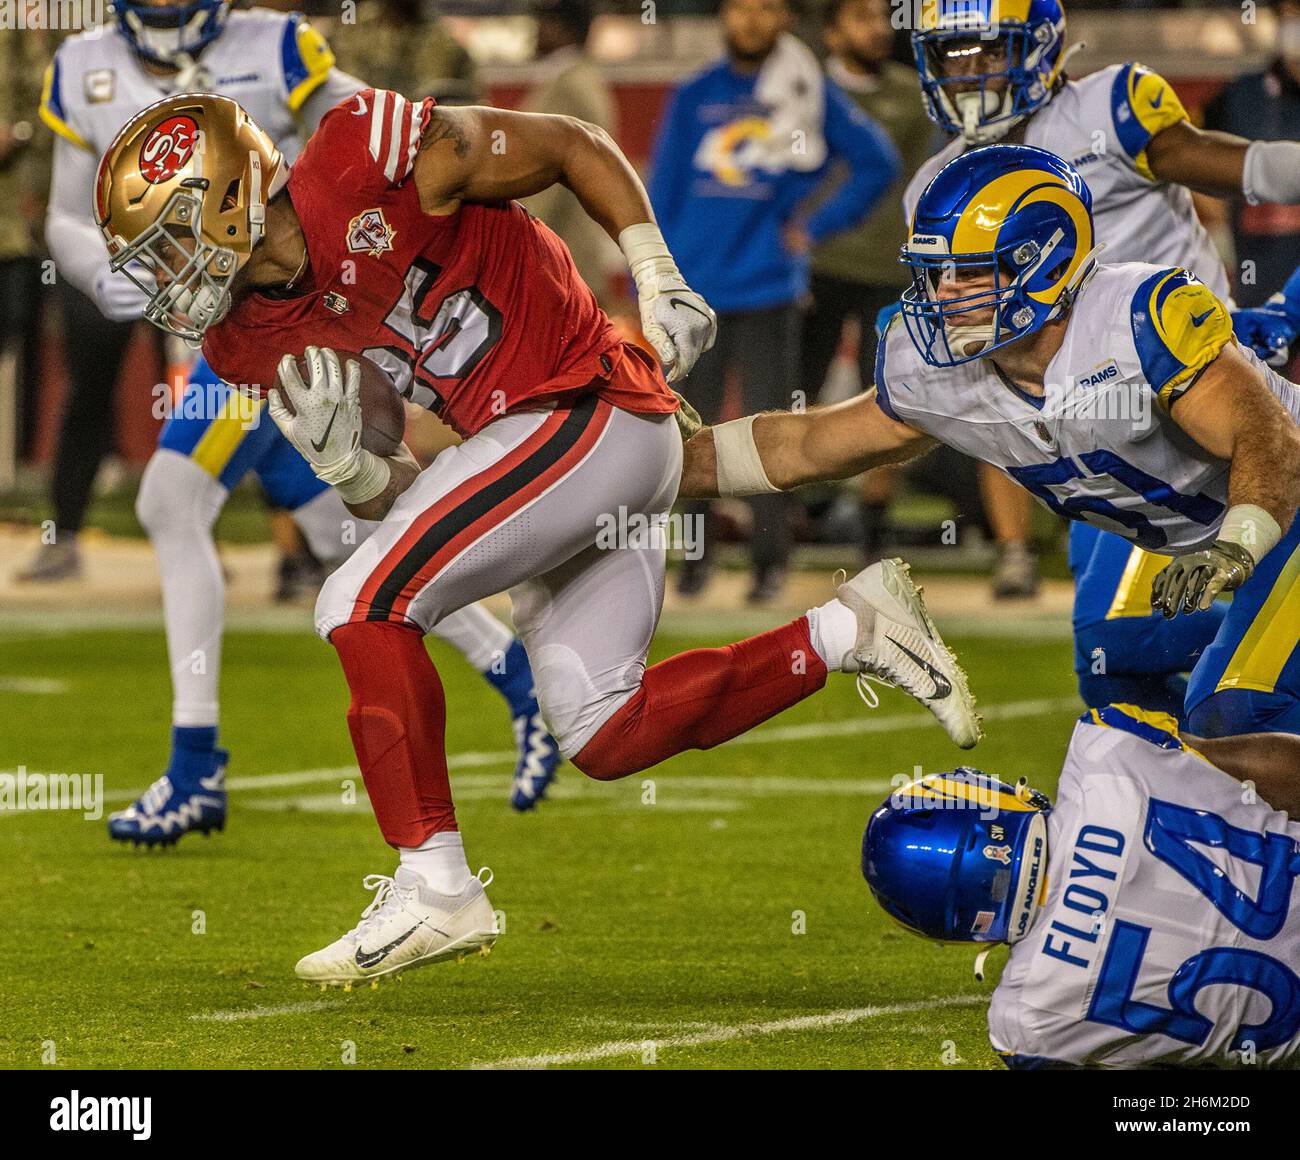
[94,92,287,343]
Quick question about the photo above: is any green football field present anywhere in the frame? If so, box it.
[0,617,1082,1070]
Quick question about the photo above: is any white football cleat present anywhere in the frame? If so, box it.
[834,559,982,749]
[295,867,499,986]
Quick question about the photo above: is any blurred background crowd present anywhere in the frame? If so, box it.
[3,0,1299,605]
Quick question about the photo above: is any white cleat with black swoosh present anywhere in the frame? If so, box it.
[295,867,498,986]
[834,559,982,750]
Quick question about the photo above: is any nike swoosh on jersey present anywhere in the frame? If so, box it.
[310,404,340,453]
[886,635,953,700]
[354,922,424,969]
[351,93,368,116]
[1190,308,1216,327]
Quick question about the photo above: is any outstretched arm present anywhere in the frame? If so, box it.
[411,104,715,382]
[679,391,935,499]
[1182,732,1300,817]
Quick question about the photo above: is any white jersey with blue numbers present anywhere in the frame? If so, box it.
[876,261,1300,554]
[903,63,1232,305]
[988,705,1300,1069]
[40,8,333,166]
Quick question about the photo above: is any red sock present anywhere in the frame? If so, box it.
[330,622,455,847]
[573,617,827,781]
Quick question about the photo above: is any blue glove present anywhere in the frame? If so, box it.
[875,300,903,340]
[1232,264,1300,366]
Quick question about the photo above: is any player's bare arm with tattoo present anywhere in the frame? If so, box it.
[414,105,715,384]
[679,390,936,500]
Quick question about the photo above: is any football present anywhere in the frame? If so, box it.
[289,348,406,457]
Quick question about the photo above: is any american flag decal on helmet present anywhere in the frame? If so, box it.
[364,90,431,184]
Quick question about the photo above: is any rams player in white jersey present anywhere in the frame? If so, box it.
[900,0,1300,722]
[680,143,1300,738]
[862,705,1300,1068]
[40,0,561,843]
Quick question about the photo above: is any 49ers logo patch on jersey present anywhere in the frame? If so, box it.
[139,115,201,184]
[347,208,396,256]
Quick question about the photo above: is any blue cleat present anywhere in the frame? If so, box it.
[483,639,562,812]
[109,727,228,847]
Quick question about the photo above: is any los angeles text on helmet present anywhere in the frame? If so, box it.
[0,0,105,31]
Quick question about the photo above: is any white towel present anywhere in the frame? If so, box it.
[754,33,827,173]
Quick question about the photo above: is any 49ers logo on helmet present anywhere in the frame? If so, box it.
[139,115,200,184]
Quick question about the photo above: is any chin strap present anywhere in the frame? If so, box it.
[973,946,996,982]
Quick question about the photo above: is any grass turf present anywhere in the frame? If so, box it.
[0,624,1080,1069]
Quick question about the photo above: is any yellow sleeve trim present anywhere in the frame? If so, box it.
[1129,66,1187,182]
[287,21,336,113]
[1150,275,1232,409]
[38,62,91,152]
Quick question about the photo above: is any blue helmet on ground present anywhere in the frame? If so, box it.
[913,0,1069,144]
[899,143,1097,367]
[862,768,1051,944]
[112,0,230,67]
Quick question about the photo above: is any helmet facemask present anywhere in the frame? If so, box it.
[113,0,231,68]
[900,229,1071,367]
[97,95,285,347]
[914,19,1062,143]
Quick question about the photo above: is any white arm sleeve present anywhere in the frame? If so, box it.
[297,68,367,137]
[45,133,111,300]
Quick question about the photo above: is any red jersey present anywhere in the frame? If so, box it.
[204,89,676,438]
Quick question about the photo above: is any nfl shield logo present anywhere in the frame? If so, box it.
[347,208,396,256]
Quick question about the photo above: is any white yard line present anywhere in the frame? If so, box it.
[24,694,1079,809]
[0,677,68,694]
[188,999,346,1022]
[476,994,986,1069]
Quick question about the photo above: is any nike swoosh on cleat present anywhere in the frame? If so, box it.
[355,922,424,969]
[311,404,340,453]
[885,635,953,700]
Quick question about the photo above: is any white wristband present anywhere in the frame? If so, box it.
[713,415,779,497]
[1219,503,1282,563]
[1243,140,1300,206]
[319,447,391,506]
[619,222,681,294]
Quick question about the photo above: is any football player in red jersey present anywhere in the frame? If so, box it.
[96,90,980,984]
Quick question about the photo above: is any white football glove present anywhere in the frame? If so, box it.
[267,346,390,505]
[93,264,151,323]
[620,223,717,383]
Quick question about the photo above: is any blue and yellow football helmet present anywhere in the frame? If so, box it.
[914,0,1068,143]
[861,769,1051,944]
[899,143,1097,367]
[112,0,231,67]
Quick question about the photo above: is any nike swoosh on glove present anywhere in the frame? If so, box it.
[621,223,717,383]
[1151,540,1255,619]
[268,347,390,504]
[641,282,717,383]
